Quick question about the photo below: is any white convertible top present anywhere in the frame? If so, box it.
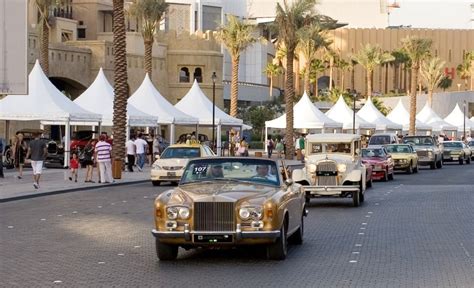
[306,133,361,143]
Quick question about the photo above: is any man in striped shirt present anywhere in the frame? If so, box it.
[95,134,113,183]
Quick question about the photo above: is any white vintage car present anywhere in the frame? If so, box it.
[292,134,367,207]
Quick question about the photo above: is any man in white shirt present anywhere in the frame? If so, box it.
[126,135,136,172]
[134,133,148,171]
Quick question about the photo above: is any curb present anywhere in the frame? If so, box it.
[0,179,150,203]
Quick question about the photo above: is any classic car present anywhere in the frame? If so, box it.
[469,141,474,160]
[442,141,472,165]
[291,134,367,207]
[367,133,399,148]
[150,144,215,186]
[152,157,307,261]
[403,136,443,169]
[361,147,395,181]
[385,144,419,174]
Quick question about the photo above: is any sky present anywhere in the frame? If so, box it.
[388,0,473,29]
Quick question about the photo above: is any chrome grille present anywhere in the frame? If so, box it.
[194,202,234,231]
[443,151,451,157]
[316,161,337,186]
[416,151,428,157]
[163,166,183,171]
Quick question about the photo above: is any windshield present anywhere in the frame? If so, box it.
[362,148,385,158]
[468,141,474,146]
[181,158,280,186]
[386,145,411,153]
[161,147,200,159]
[309,142,352,154]
[368,136,391,145]
[403,137,434,146]
[443,142,462,148]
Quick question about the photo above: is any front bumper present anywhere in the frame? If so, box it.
[418,156,435,166]
[371,170,386,180]
[151,228,280,243]
[303,185,359,196]
[150,169,183,181]
[443,155,461,162]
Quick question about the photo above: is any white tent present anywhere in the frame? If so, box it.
[416,102,457,135]
[0,60,101,167]
[74,68,158,129]
[265,92,342,130]
[356,96,402,132]
[386,100,432,134]
[175,80,244,154]
[325,95,376,132]
[128,74,198,143]
[443,103,474,132]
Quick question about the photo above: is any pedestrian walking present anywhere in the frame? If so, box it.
[95,134,113,183]
[69,152,79,182]
[126,136,136,172]
[13,133,27,179]
[134,133,148,171]
[83,139,95,182]
[26,132,47,189]
[275,139,284,159]
[152,135,160,158]
[266,137,274,158]
[238,137,249,156]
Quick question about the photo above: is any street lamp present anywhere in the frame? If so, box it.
[211,72,217,150]
[352,92,357,134]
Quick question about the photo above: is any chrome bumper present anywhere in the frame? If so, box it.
[151,228,281,241]
[304,185,359,195]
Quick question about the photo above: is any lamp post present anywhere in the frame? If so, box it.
[352,92,357,134]
[463,100,466,141]
[211,72,217,150]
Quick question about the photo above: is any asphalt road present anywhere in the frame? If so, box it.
[1,163,473,287]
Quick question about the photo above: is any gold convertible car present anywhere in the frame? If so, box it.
[152,157,307,261]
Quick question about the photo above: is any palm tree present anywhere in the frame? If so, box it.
[216,15,259,117]
[401,36,432,135]
[324,50,337,91]
[351,44,394,99]
[334,57,350,91]
[420,57,445,107]
[389,49,410,93]
[309,58,326,98]
[456,52,473,91]
[296,23,331,93]
[112,0,129,163]
[275,0,317,160]
[32,0,62,75]
[128,0,167,78]
[263,63,283,100]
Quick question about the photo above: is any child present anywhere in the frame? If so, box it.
[69,153,79,182]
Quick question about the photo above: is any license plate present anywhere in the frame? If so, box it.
[316,171,337,176]
[452,157,458,161]
[167,172,176,176]
[194,234,233,243]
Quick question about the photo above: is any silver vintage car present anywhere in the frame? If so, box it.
[292,134,367,207]
[442,141,472,165]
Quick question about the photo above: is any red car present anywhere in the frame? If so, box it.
[361,147,395,181]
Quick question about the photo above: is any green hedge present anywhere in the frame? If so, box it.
[248,141,264,149]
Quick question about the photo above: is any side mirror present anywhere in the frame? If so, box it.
[155,155,160,160]
[285,179,293,187]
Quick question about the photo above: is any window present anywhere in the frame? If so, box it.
[78,28,86,39]
[193,68,202,83]
[180,67,190,83]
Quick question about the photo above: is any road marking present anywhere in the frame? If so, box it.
[98,262,105,264]
[352,252,360,254]
[7,226,13,229]
[111,203,115,205]
[375,203,380,205]
[53,280,62,284]
[368,211,373,214]
[40,219,46,221]
[118,253,125,256]
[97,206,102,208]
[365,215,371,218]
[143,196,148,199]
[72,211,78,214]
[57,215,63,217]
[360,227,366,230]
[355,244,362,247]
[134,246,141,248]
[349,260,357,263]
[362,223,367,225]
[358,233,365,235]
[122,201,127,203]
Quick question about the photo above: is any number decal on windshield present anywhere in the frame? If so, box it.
[192,165,208,175]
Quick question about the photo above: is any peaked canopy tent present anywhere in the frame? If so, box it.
[73,68,158,132]
[416,102,457,137]
[386,100,432,135]
[265,92,342,151]
[443,103,474,135]
[325,96,376,133]
[175,80,245,155]
[128,74,198,144]
[356,97,402,132]
[0,60,101,167]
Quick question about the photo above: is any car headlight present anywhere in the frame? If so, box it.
[399,159,407,163]
[152,163,161,170]
[308,164,317,173]
[166,206,190,220]
[337,164,346,173]
[239,206,263,220]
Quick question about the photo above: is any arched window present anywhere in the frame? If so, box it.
[179,67,190,83]
[193,68,202,83]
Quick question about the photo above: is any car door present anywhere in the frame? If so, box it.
[282,163,303,233]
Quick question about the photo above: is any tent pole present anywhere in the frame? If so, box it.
[264,125,268,153]
[170,124,175,144]
[217,124,222,156]
[64,120,71,168]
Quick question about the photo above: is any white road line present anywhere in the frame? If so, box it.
[349,260,357,263]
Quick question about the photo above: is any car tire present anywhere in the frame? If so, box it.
[152,181,161,186]
[353,189,360,207]
[436,158,443,169]
[406,162,413,174]
[430,161,436,169]
[359,181,365,203]
[467,156,471,164]
[267,220,288,260]
[383,170,389,182]
[459,157,464,165]
[388,170,394,180]
[414,163,419,173]
[366,177,372,188]
[289,214,304,245]
[156,239,178,261]
[305,195,311,204]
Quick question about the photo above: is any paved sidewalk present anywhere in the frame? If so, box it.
[0,166,151,202]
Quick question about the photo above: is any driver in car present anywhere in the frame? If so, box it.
[254,165,277,181]
[209,164,224,178]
